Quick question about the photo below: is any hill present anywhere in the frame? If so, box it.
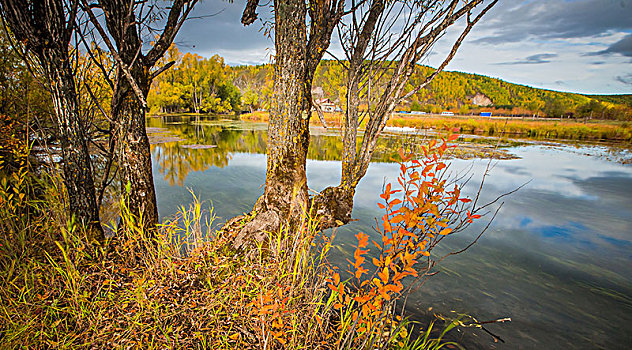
[585,94,632,108]
[147,51,631,120]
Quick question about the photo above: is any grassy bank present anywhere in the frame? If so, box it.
[389,115,632,142]
[1,138,475,348]
[241,112,632,142]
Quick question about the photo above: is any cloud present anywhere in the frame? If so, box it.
[615,73,632,85]
[175,0,273,64]
[591,34,632,57]
[496,53,557,65]
[474,0,632,44]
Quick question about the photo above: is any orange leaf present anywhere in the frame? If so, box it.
[378,267,389,283]
[356,232,369,248]
[391,214,404,224]
[355,266,368,278]
[439,228,452,235]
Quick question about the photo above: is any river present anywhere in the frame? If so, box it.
[148,116,631,349]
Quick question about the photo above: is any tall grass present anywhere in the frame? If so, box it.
[1,141,468,349]
[240,111,632,141]
[389,115,632,141]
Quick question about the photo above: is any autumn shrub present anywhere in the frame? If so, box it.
[313,135,484,349]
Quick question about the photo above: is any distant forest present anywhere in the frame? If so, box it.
[147,46,632,120]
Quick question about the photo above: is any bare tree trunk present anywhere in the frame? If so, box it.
[94,0,197,231]
[46,53,104,239]
[233,0,312,246]
[111,63,159,229]
[233,0,344,247]
[0,0,103,240]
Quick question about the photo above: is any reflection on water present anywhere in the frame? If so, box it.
[149,117,632,349]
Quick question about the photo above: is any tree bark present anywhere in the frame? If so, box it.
[91,0,197,232]
[234,0,312,246]
[111,62,159,229]
[0,0,103,239]
[47,52,104,239]
[232,0,344,246]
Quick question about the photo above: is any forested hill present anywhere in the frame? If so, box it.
[585,94,632,108]
[147,50,631,120]
[312,61,630,119]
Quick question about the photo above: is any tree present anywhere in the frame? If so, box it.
[0,0,104,239]
[231,0,345,246]
[232,0,497,245]
[82,0,198,231]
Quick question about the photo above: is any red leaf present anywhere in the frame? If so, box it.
[448,134,460,142]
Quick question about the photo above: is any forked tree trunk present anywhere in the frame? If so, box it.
[312,0,495,229]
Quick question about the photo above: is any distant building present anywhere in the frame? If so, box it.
[480,112,492,117]
[410,111,427,115]
[441,111,454,116]
[314,98,340,113]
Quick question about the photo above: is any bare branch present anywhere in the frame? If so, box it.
[146,0,199,65]
[151,60,175,80]
[80,0,147,107]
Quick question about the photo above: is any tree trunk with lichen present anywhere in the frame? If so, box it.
[46,50,104,240]
[233,0,313,247]
[98,0,194,232]
[111,62,159,230]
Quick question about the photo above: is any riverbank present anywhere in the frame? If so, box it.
[0,134,470,349]
[240,111,632,142]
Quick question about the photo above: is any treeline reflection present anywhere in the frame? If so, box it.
[149,118,420,186]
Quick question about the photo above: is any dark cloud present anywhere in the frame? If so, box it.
[496,53,557,65]
[592,34,632,57]
[174,0,272,61]
[475,0,632,44]
[615,73,632,85]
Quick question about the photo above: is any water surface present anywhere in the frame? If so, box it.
[149,117,632,349]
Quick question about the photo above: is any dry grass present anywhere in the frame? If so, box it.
[0,134,471,349]
[241,111,632,141]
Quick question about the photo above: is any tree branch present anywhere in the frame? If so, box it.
[80,0,147,107]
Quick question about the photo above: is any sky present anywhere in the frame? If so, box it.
[174,0,632,95]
